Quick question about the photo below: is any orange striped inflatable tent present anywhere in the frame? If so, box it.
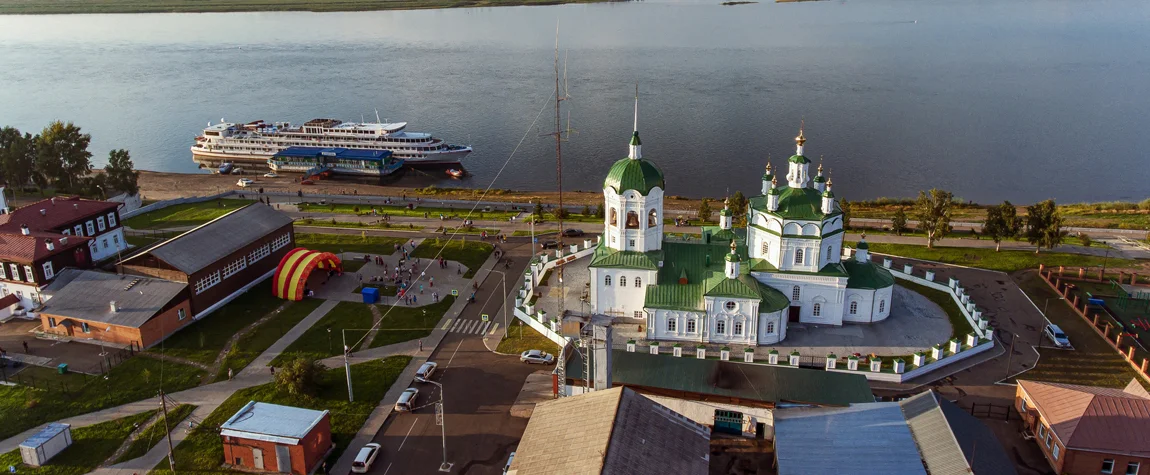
[273,248,343,301]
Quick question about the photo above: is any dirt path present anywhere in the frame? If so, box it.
[200,301,291,384]
[103,410,163,466]
[135,351,208,371]
[362,304,384,348]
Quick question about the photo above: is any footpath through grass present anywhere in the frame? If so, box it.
[862,242,1139,273]
[0,356,203,440]
[497,322,560,355]
[152,356,410,474]
[295,233,406,256]
[273,301,374,364]
[299,201,518,220]
[123,199,250,229]
[113,404,196,464]
[369,296,457,348]
[412,238,494,278]
[0,410,156,475]
[216,298,325,380]
[151,282,283,366]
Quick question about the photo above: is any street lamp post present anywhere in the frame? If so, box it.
[342,329,353,402]
[426,380,452,472]
[327,328,332,354]
[488,269,509,333]
[1004,332,1018,379]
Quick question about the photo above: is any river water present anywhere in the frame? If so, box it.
[1,0,1148,203]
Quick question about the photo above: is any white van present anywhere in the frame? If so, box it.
[415,362,438,383]
[351,443,380,473]
[395,388,419,412]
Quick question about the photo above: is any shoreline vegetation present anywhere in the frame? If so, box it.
[0,0,621,15]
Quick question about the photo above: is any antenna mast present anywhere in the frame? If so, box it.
[554,21,566,328]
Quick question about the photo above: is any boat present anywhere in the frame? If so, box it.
[218,162,234,174]
[446,168,464,178]
[191,117,471,170]
[268,146,404,178]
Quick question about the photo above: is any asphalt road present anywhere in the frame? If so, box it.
[367,241,545,475]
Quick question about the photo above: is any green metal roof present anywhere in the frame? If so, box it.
[588,242,662,270]
[750,186,838,221]
[566,350,875,407]
[856,241,870,250]
[645,283,705,311]
[814,175,826,183]
[603,157,665,195]
[842,260,895,289]
[701,226,743,244]
[643,237,789,312]
[788,154,811,164]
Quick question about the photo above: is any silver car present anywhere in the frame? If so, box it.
[520,350,554,365]
[1044,324,1071,348]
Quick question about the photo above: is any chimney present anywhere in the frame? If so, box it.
[39,209,46,216]
[45,238,54,251]
[110,301,118,313]
[19,224,29,236]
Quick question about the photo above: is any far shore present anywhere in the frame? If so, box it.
[0,0,620,15]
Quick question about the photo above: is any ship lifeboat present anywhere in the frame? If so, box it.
[446,169,464,178]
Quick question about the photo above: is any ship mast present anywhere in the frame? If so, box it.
[554,23,567,324]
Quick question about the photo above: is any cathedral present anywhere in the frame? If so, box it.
[588,98,895,346]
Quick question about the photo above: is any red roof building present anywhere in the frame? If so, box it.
[0,196,128,263]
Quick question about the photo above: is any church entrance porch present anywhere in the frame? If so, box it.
[788,306,801,323]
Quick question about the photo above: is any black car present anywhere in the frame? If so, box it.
[562,229,585,237]
[539,240,561,249]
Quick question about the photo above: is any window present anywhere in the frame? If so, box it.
[609,208,617,227]
[1051,443,1059,460]
[222,257,247,279]
[48,317,57,327]
[97,216,106,231]
[827,245,832,258]
[629,239,635,249]
[62,229,70,236]
[1037,424,1046,440]
[686,319,697,333]
[620,276,627,287]
[102,238,108,249]
[766,321,775,334]
[791,286,801,301]
[81,322,90,333]
[178,308,186,321]
[248,244,271,264]
[85,220,95,235]
[794,248,804,265]
[113,234,119,246]
[850,301,858,315]
[0,265,6,280]
[42,262,54,280]
[611,236,616,244]
[74,224,83,236]
[734,321,743,336]
[635,277,642,288]
[605,275,612,286]
[107,212,117,227]
[1044,427,1052,448]
[270,233,291,251]
[235,458,242,465]
[879,300,885,313]
[634,311,642,319]
[1125,462,1139,475]
[648,209,658,228]
[813,303,821,316]
[23,266,33,283]
[716,320,726,335]
[725,301,736,311]
[667,319,677,332]
[194,271,221,295]
[1101,459,1114,474]
[761,241,769,256]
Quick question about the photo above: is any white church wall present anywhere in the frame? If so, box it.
[650,309,706,342]
[757,310,785,345]
[592,267,657,318]
[704,297,759,345]
[604,187,664,253]
[756,273,846,326]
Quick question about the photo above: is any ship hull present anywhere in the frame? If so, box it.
[191,147,468,171]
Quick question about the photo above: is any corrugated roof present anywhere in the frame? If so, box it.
[509,387,709,475]
[220,401,328,445]
[141,204,292,274]
[900,391,971,475]
[1019,379,1150,455]
[774,403,926,475]
[566,350,874,407]
[587,243,662,270]
[749,186,840,221]
[842,260,895,289]
[39,269,186,328]
[19,423,70,449]
[933,393,1018,475]
[0,230,90,263]
[0,196,118,232]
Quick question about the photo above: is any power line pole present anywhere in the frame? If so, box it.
[343,329,354,402]
[160,390,176,472]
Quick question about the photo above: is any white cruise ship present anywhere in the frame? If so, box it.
[191,118,471,170]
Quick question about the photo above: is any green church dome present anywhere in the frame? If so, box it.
[788,154,811,164]
[604,149,665,195]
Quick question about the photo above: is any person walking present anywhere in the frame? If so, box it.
[228,368,234,380]
[418,340,423,351]
[22,341,28,353]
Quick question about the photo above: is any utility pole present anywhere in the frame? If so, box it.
[1003,332,1017,380]
[160,390,176,472]
[489,270,509,334]
[430,380,452,472]
[343,330,354,402]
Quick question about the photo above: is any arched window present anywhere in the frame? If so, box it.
[687,319,697,333]
[879,300,886,313]
[794,249,804,265]
[626,211,640,229]
[766,321,775,334]
[716,320,726,335]
[619,276,627,287]
[734,321,744,336]
[761,241,769,256]
[849,301,858,315]
[813,303,821,316]
[634,277,642,288]
[648,209,658,228]
[792,286,801,301]
[604,275,612,286]
[609,208,617,227]
[667,319,677,332]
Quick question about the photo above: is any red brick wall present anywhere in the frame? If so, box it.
[1061,450,1150,475]
[137,298,194,348]
[39,312,141,347]
[221,412,330,475]
[186,223,294,316]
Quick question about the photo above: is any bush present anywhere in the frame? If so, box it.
[1078,233,1092,247]
[274,357,326,397]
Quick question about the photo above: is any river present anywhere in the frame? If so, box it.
[1,0,1148,203]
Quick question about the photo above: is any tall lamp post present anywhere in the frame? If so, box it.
[342,329,354,402]
[426,380,452,472]
[488,269,509,333]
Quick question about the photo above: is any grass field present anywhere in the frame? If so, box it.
[497,322,560,355]
[511,229,559,237]
[411,238,494,278]
[298,202,518,220]
[295,233,406,256]
[123,199,251,229]
[151,282,283,366]
[296,219,425,232]
[272,301,375,364]
[0,410,157,475]
[0,0,608,14]
[215,298,325,380]
[0,356,203,440]
[368,296,456,348]
[113,404,196,464]
[152,356,410,474]
[861,242,1140,273]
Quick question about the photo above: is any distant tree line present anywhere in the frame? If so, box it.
[0,121,138,198]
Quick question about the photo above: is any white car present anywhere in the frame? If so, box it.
[520,350,554,365]
[263,172,278,178]
[1044,324,1071,348]
[395,387,419,412]
[351,443,381,473]
[415,361,438,383]
[503,451,516,474]
[236,178,254,187]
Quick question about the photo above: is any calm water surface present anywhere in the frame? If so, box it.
[1,0,1149,203]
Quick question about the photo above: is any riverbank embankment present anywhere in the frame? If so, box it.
[0,0,617,15]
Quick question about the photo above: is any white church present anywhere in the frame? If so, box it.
[588,100,895,346]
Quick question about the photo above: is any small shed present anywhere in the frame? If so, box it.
[220,401,332,475]
[19,423,72,467]
[361,286,379,304]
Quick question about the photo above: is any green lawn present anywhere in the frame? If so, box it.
[152,356,411,474]
[151,282,284,366]
[861,242,1139,273]
[113,404,196,464]
[295,233,406,256]
[0,356,203,440]
[412,238,494,278]
[511,229,559,237]
[295,218,425,232]
[123,199,251,229]
[299,202,518,220]
[272,301,375,364]
[497,322,560,355]
[216,298,325,380]
[369,296,457,348]
[0,410,157,475]
[125,234,167,248]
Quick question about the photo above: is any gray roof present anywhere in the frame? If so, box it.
[220,401,328,445]
[40,269,186,328]
[509,387,710,475]
[774,403,928,475]
[145,204,292,274]
[901,391,1018,475]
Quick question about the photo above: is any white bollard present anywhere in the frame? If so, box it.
[649,342,659,355]
[789,352,801,366]
[720,349,730,361]
[768,351,779,365]
[847,357,859,371]
[825,354,837,370]
[893,359,906,374]
[948,339,961,354]
[913,353,926,367]
[883,258,893,268]
[903,264,913,274]
[870,358,883,373]
[744,349,755,363]
[673,345,682,357]
[966,334,977,347]
[626,341,636,352]
[696,347,706,359]
[931,345,944,360]
[924,271,935,282]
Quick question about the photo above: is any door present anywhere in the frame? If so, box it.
[788,305,801,323]
[275,445,292,473]
[252,448,264,470]
[714,409,744,435]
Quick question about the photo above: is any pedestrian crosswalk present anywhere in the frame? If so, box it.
[440,318,500,335]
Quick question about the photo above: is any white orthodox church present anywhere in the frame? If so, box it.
[588,99,895,346]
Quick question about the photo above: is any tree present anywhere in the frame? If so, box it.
[0,127,38,189]
[697,198,713,223]
[274,357,326,397]
[594,203,605,219]
[532,202,544,223]
[1078,233,1092,247]
[1027,199,1064,253]
[728,191,748,227]
[36,121,92,192]
[914,189,953,249]
[580,204,591,216]
[983,201,1020,252]
[839,200,852,230]
[890,207,908,236]
[105,149,139,195]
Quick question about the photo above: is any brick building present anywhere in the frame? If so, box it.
[0,195,127,263]
[0,228,92,312]
[1016,379,1150,475]
[220,401,332,475]
[119,204,293,317]
[38,269,190,349]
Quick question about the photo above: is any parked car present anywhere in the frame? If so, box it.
[395,387,419,412]
[1044,324,1071,348]
[563,228,584,237]
[300,179,315,185]
[503,452,516,474]
[263,172,279,178]
[539,240,560,250]
[415,361,438,383]
[520,350,554,365]
[351,443,381,473]
[236,178,254,187]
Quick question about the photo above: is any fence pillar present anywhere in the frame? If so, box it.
[1093,314,1100,326]
[1142,358,1148,374]
[1132,273,1139,285]
[1098,269,1104,281]
[1105,322,1113,339]
[1077,268,1085,279]
[1116,333,1124,347]
[1057,265,1064,276]
[1072,295,1079,308]
[1038,264,1045,273]
[1128,346,1137,361]
[1120,271,1126,283]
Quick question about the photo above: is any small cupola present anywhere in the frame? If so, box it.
[821,178,836,214]
[855,233,871,263]
[761,162,774,195]
[813,161,827,193]
[719,197,733,230]
[724,240,741,279]
[767,177,780,212]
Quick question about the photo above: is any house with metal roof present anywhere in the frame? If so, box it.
[220,401,332,475]
[119,203,294,317]
[900,391,1017,475]
[508,387,711,475]
[38,269,190,349]
[1015,379,1150,475]
[589,98,894,346]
